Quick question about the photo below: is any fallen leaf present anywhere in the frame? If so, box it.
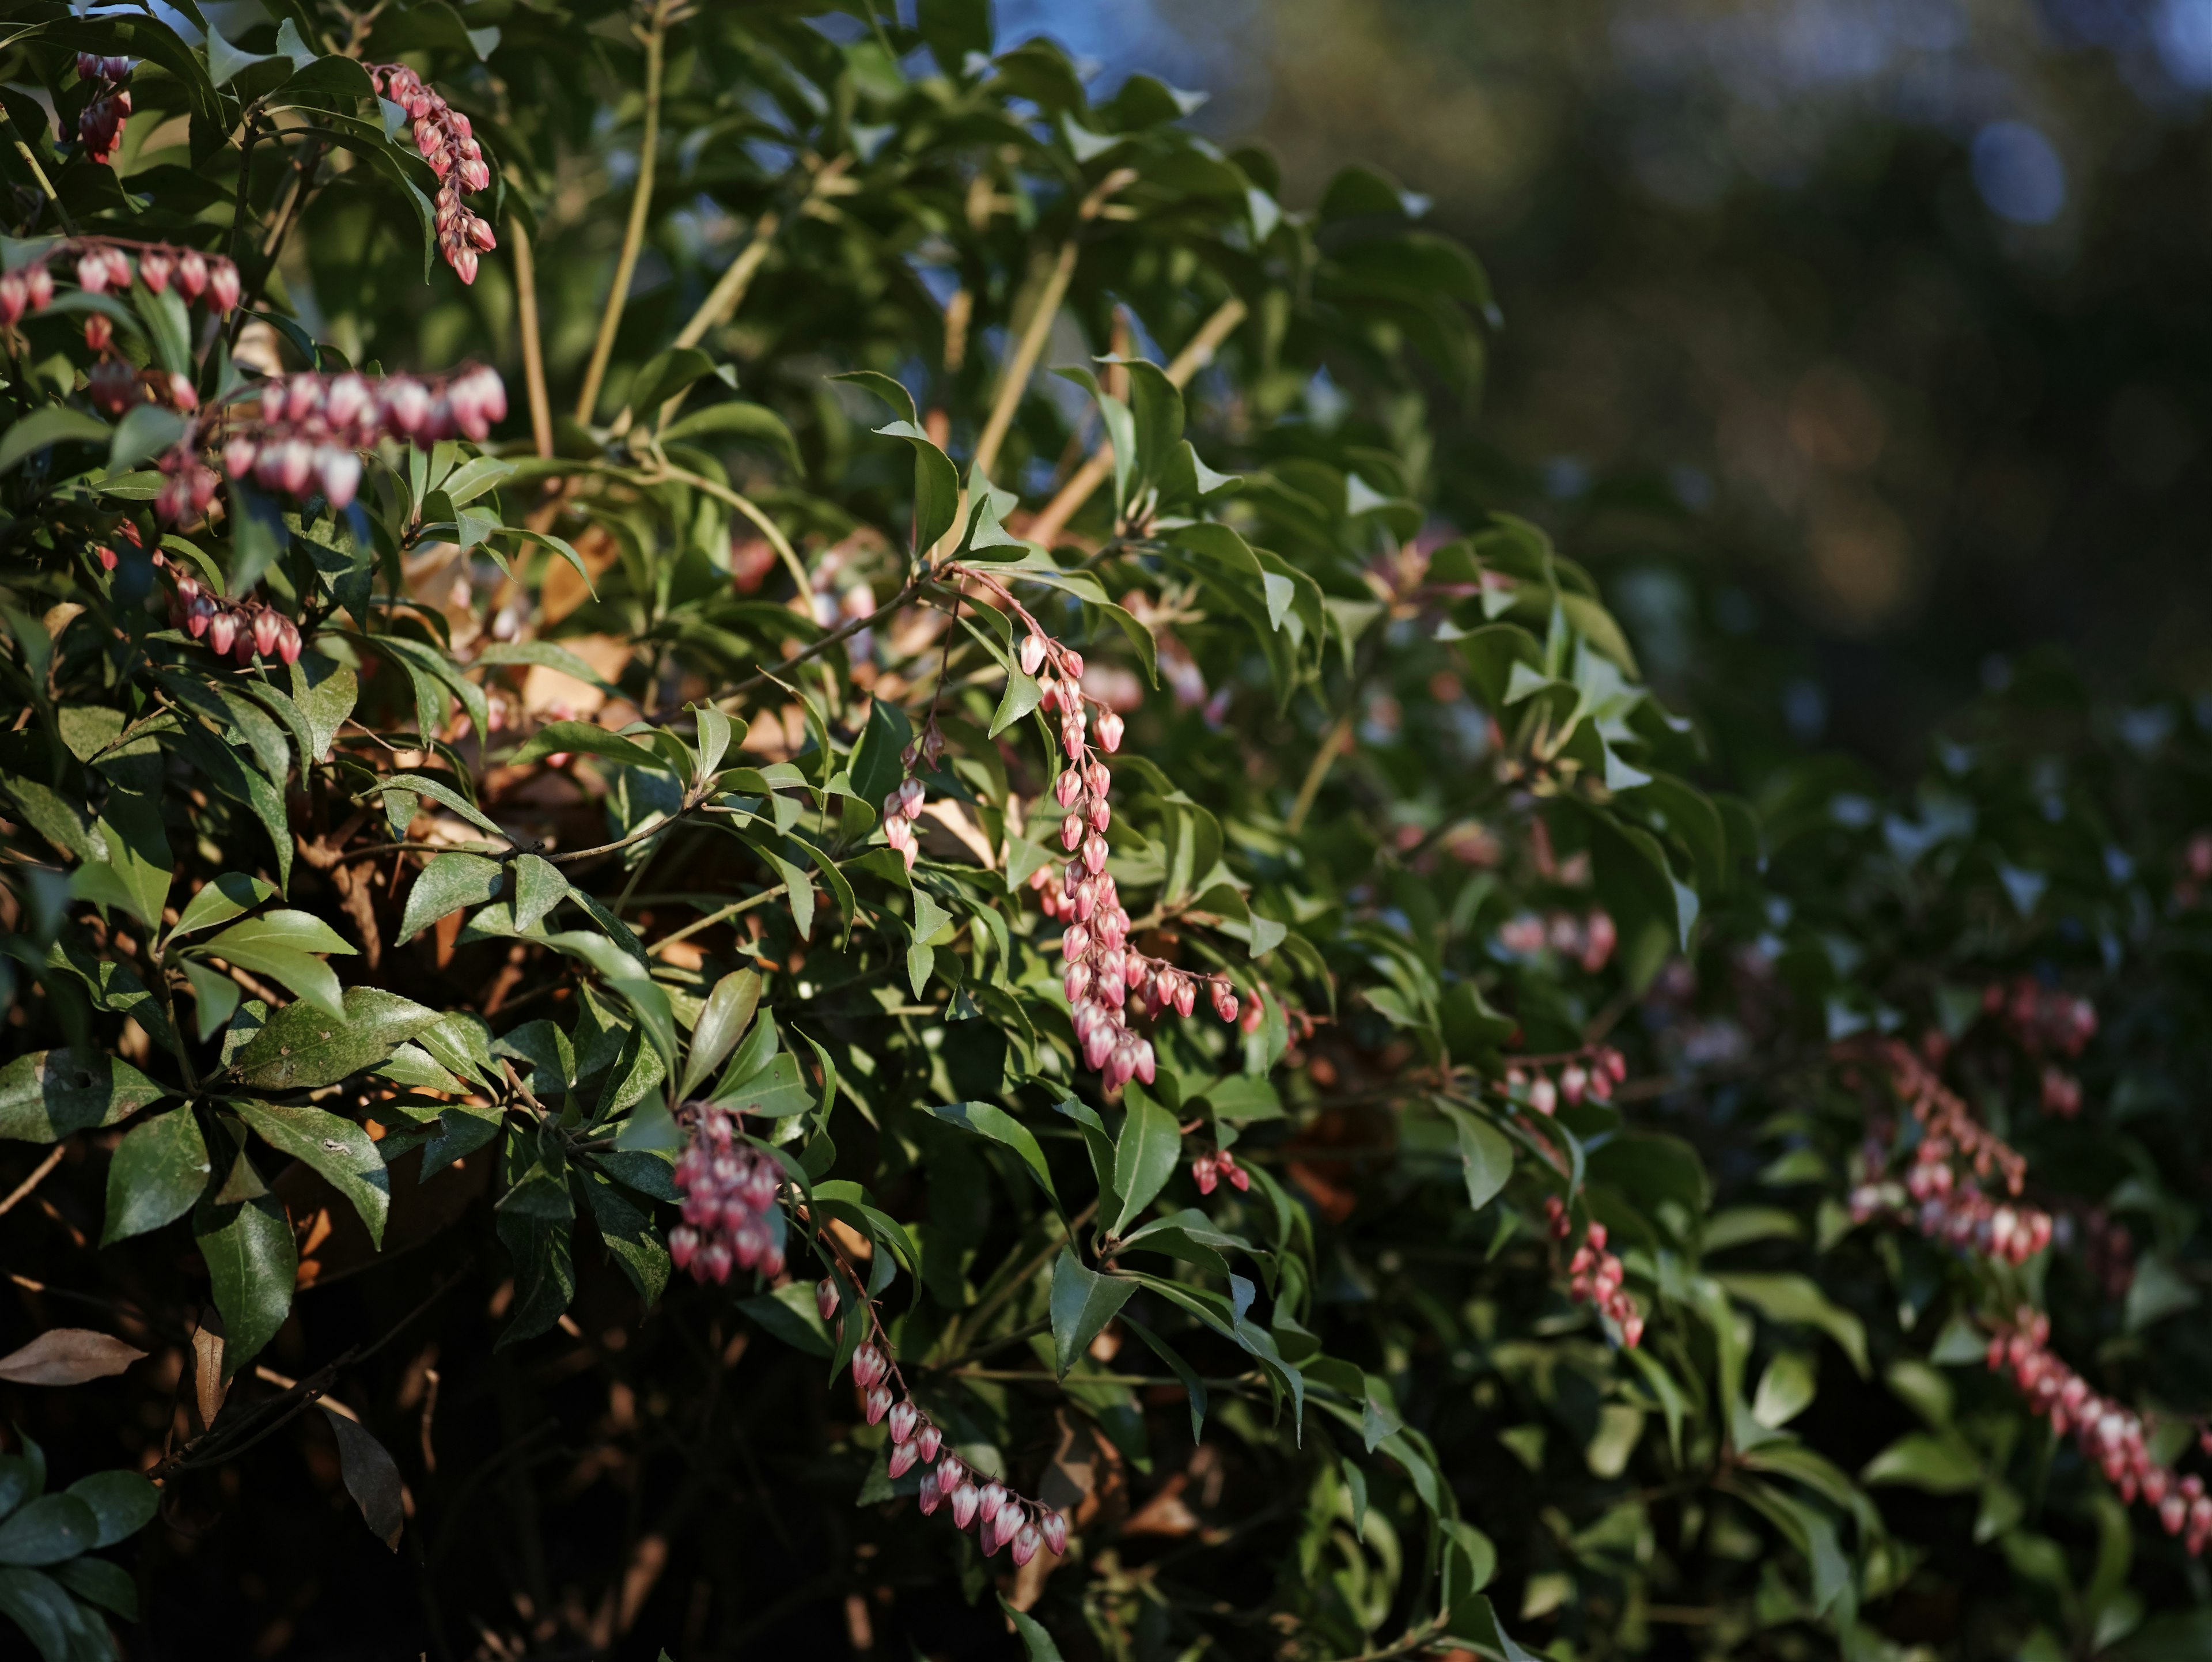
[0,1327,146,1386]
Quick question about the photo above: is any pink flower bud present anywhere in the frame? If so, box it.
[1083,834,1108,874]
[1011,1523,1041,1567]
[275,439,312,496]
[139,250,172,293]
[853,1343,885,1388]
[888,1440,921,1479]
[24,264,52,309]
[324,372,370,429]
[251,609,282,658]
[916,1424,942,1463]
[950,1483,980,1529]
[978,1482,1007,1523]
[277,618,302,665]
[82,313,112,351]
[700,1241,732,1282]
[1529,1077,1558,1116]
[450,245,479,285]
[1039,1510,1066,1556]
[1088,797,1111,832]
[1194,1156,1218,1196]
[207,611,237,656]
[76,253,110,294]
[1217,990,1238,1025]
[0,272,25,327]
[175,249,206,299]
[918,1470,942,1515]
[669,1224,698,1273]
[816,1278,839,1320]
[169,373,198,411]
[317,446,361,509]
[937,1455,965,1491]
[384,377,431,435]
[1020,633,1048,676]
[207,257,240,313]
[96,545,117,571]
[888,1402,917,1444]
[1060,812,1085,851]
[1054,770,1082,808]
[864,1385,893,1425]
[1097,710,1124,752]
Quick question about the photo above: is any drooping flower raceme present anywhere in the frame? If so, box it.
[366,64,497,284]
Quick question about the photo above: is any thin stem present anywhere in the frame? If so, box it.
[956,167,1138,549]
[510,215,554,459]
[1027,294,1247,546]
[575,0,676,423]
[1,108,74,235]
[646,885,783,956]
[671,209,781,351]
[640,461,809,599]
[0,1145,66,1218]
[718,572,927,702]
[1287,707,1355,835]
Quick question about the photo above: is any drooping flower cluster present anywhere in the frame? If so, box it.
[934,581,1240,1088]
[828,1286,1066,1568]
[1988,975,2097,1057]
[1191,1147,1249,1195]
[1546,1198,1643,1347]
[881,775,927,871]
[1502,1045,1626,1118]
[75,53,132,164]
[3,239,238,343]
[1846,1038,2052,1264]
[1498,907,1618,973]
[366,64,496,284]
[668,1104,788,1284]
[1988,1310,2212,1553]
[160,562,303,667]
[217,365,508,510]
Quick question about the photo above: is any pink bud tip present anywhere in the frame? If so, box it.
[888,1402,917,1444]
[1040,1510,1066,1555]
[816,1278,839,1320]
[916,1424,942,1463]
[888,1440,921,1479]
[864,1385,892,1425]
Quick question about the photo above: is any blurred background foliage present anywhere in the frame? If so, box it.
[1021,0,2212,767]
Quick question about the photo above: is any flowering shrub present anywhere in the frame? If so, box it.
[0,5,2206,1660]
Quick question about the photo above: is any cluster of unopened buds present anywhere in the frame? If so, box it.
[2,240,238,339]
[1546,1198,1643,1347]
[881,776,927,872]
[1849,1133,2054,1265]
[1498,908,1618,974]
[1191,1147,1249,1195]
[1990,1311,2212,1553]
[162,567,302,666]
[668,1104,789,1284]
[1007,617,1241,1086]
[367,64,496,283]
[1988,976,2097,1058]
[74,52,132,162]
[831,1304,1066,1566]
[1503,1046,1626,1117]
[1020,629,1125,761]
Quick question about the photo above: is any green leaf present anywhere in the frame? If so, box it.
[193,1190,296,1370]
[107,403,185,472]
[65,1471,156,1549]
[923,1101,1059,1207]
[287,654,357,763]
[227,987,443,1092]
[195,911,358,1016]
[833,372,961,554]
[1050,1250,1135,1377]
[169,872,276,944]
[662,399,804,469]
[1108,1091,1182,1236]
[990,667,1044,737]
[102,1106,211,1244]
[0,406,109,475]
[738,1279,833,1357]
[0,1049,168,1144]
[397,852,505,943]
[680,968,762,1100]
[1714,1273,1870,1377]
[1120,1312,1207,1442]
[1861,1432,1983,1494]
[48,1555,135,1619]
[509,853,570,934]
[0,1495,96,1567]
[232,1100,389,1248]
[998,1596,1067,1662]
[507,721,673,771]
[1440,1103,1515,1209]
[0,1565,82,1660]
[711,1053,812,1118]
